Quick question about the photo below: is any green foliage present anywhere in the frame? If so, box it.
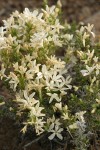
[0,2,100,150]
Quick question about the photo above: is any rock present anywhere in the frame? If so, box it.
[82,6,91,19]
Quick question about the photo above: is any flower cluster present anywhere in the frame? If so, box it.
[0,4,73,139]
[0,5,65,65]
[0,1,100,149]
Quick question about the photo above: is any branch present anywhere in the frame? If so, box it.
[53,138,65,146]
[64,141,68,150]
[24,133,45,150]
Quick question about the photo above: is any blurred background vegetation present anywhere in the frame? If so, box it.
[0,0,100,38]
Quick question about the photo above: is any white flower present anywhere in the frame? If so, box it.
[30,31,48,48]
[21,124,28,134]
[13,62,19,71]
[0,37,5,43]
[25,54,33,62]
[0,36,7,50]
[96,99,100,104]
[75,111,86,123]
[52,34,62,47]
[55,102,62,110]
[23,8,42,20]
[42,5,56,17]
[0,27,5,36]
[25,70,34,80]
[63,105,68,111]
[0,27,5,44]
[3,16,14,29]
[28,60,40,73]
[69,123,78,129]
[93,56,98,63]
[95,64,100,76]
[62,105,69,120]
[86,49,94,60]
[42,65,49,79]
[81,65,95,76]
[65,76,72,88]
[76,121,86,132]
[45,79,55,91]
[76,26,85,34]
[31,80,44,92]
[62,112,69,120]
[47,115,61,127]
[91,98,100,113]
[47,93,61,103]
[16,90,38,109]
[34,117,45,135]
[54,76,72,93]
[27,115,45,135]
[82,32,89,47]
[30,103,45,118]
[85,23,95,38]
[62,34,73,41]
[73,86,79,91]
[51,71,62,82]
[18,66,27,75]
[54,81,68,93]
[46,55,65,69]
[57,0,62,8]
[0,64,6,79]
[48,124,63,140]
[8,72,19,91]
[50,19,64,33]
[0,102,5,106]
[36,72,43,79]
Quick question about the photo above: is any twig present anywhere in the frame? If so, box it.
[64,141,68,150]
[24,133,45,150]
[53,138,65,146]
[67,127,74,139]
[93,131,98,150]
[50,140,53,150]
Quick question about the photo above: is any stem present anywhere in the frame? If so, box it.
[53,139,65,146]
[67,127,74,139]
[39,89,42,103]
[64,141,68,150]
[24,133,45,150]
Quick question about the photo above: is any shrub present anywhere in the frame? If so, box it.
[0,1,100,149]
